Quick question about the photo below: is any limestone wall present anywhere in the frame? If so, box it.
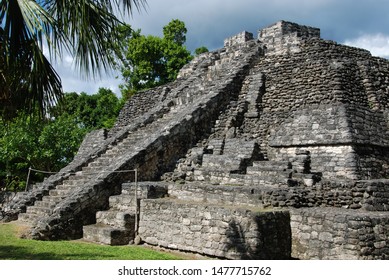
[291,208,389,260]
[224,31,254,48]
[259,21,320,55]
[250,37,389,127]
[272,146,358,179]
[168,179,389,212]
[139,199,291,259]
[143,180,389,260]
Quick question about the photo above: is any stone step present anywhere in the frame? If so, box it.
[101,148,119,155]
[55,184,75,190]
[62,181,88,188]
[48,189,71,197]
[121,136,144,144]
[87,162,104,168]
[42,195,63,203]
[34,200,57,208]
[26,206,52,215]
[243,173,291,187]
[228,174,247,184]
[18,213,40,224]
[251,161,291,170]
[193,169,231,182]
[201,155,242,171]
[224,141,254,149]
[121,182,168,198]
[229,172,294,187]
[207,139,224,154]
[65,177,89,186]
[109,195,136,210]
[123,133,144,140]
[82,166,99,174]
[96,154,116,162]
[246,167,293,177]
[168,182,263,206]
[83,224,134,245]
[96,210,135,228]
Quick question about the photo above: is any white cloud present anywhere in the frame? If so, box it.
[63,55,73,67]
[49,51,122,95]
[57,68,122,95]
[344,33,389,58]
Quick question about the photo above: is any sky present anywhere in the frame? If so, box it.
[54,0,389,96]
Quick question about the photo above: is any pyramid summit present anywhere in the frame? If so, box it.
[3,21,389,260]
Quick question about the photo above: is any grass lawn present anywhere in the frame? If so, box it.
[0,222,183,260]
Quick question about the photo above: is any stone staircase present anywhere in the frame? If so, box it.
[83,182,167,245]
[17,108,178,227]
[239,154,321,188]
[19,102,188,237]
[169,133,318,189]
[193,138,260,182]
[18,171,95,225]
[202,139,258,172]
[244,160,293,186]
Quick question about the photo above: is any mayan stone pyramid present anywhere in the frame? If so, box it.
[3,21,389,260]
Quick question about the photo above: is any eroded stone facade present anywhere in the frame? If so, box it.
[2,21,389,260]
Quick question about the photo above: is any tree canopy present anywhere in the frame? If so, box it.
[53,88,123,129]
[0,0,146,119]
[0,88,122,191]
[119,19,193,92]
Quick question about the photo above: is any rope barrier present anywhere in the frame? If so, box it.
[28,168,57,175]
[25,166,138,191]
[28,167,137,175]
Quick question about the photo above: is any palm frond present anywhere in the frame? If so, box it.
[0,0,62,118]
[0,0,147,119]
[105,0,148,16]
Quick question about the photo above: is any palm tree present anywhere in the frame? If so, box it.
[0,0,146,119]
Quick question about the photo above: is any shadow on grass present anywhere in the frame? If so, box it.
[0,244,119,260]
[0,245,62,260]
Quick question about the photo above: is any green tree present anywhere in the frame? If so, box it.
[0,115,40,191]
[95,88,123,128]
[38,115,87,170]
[120,19,193,92]
[0,0,146,119]
[0,114,86,191]
[0,87,122,191]
[54,88,121,129]
[121,32,168,91]
[163,19,187,46]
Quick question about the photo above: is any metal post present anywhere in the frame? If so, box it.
[25,167,32,192]
[134,168,138,237]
